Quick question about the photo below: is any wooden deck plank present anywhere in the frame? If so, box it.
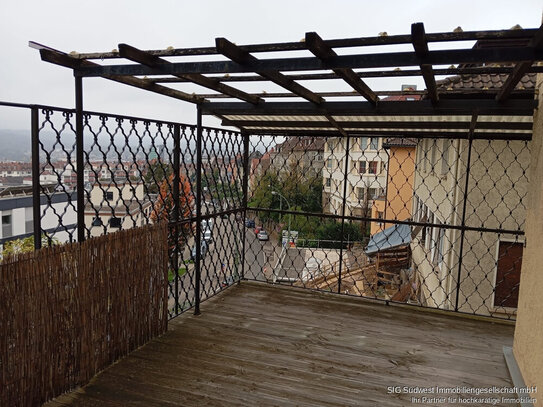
[46,282,516,407]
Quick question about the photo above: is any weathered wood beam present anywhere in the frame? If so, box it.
[220,119,532,131]
[201,99,536,117]
[324,114,349,137]
[149,66,543,83]
[70,28,540,60]
[118,43,261,104]
[496,24,543,102]
[305,32,377,104]
[242,128,531,141]
[411,23,439,104]
[215,37,323,104]
[76,46,543,77]
[39,49,203,104]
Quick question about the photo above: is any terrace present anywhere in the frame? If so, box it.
[1,22,542,406]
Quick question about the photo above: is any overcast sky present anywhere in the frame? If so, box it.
[1,0,541,130]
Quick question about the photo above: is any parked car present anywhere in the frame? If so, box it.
[257,230,269,241]
[203,228,213,243]
[202,218,214,231]
[245,218,255,228]
[191,241,208,260]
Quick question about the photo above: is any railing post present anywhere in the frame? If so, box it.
[75,76,85,243]
[31,106,42,250]
[454,113,477,311]
[240,131,250,282]
[338,136,351,294]
[172,124,181,313]
[194,105,202,315]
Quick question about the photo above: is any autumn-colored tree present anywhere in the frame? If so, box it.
[151,172,194,248]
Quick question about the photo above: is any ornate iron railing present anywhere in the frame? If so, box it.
[0,101,528,320]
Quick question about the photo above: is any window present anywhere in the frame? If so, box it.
[368,161,378,174]
[368,188,377,199]
[325,178,331,187]
[327,158,333,168]
[92,217,103,226]
[433,224,445,267]
[104,191,114,201]
[359,137,368,150]
[494,241,523,308]
[358,161,366,174]
[109,217,121,228]
[25,207,33,234]
[2,214,12,238]
[377,211,384,227]
[357,187,365,200]
[369,138,379,150]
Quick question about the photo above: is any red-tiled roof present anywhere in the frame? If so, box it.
[436,72,536,91]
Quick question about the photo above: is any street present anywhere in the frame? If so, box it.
[168,213,280,313]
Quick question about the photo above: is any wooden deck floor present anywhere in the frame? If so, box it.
[47,282,515,407]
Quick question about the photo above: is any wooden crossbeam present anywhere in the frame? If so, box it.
[39,49,203,104]
[217,38,324,104]
[221,119,532,131]
[305,32,377,104]
[496,24,543,102]
[324,115,349,137]
[411,23,439,105]
[118,43,261,105]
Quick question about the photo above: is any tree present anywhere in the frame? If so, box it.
[151,172,193,247]
[316,221,363,243]
[1,235,56,258]
[144,160,172,194]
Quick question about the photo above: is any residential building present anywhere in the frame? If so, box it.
[410,71,535,316]
[0,184,77,252]
[270,136,325,177]
[370,138,417,235]
[323,136,387,218]
[84,179,152,237]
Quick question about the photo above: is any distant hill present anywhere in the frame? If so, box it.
[0,129,33,161]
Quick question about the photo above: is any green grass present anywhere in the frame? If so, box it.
[168,267,187,282]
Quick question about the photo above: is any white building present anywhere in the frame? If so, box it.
[322,137,387,218]
[0,185,77,252]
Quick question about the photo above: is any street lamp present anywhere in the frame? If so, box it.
[271,191,292,246]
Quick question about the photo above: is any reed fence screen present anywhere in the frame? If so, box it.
[0,222,168,407]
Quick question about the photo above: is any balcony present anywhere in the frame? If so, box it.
[45,282,514,407]
[1,23,542,407]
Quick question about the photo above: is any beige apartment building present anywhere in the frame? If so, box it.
[84,180,152,237]
[322,136,387,219]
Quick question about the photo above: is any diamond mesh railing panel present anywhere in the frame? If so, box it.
[0,102,529,321]
[244,133,528,320]
[31,106,245,319]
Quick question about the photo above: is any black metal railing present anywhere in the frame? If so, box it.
[0,101,529,320]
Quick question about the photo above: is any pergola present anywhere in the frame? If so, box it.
[32,22,542,140]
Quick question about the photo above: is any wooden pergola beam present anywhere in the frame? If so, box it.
[305,32,377,105]
[496,24,543,102]
[118,43,261,105]
[75,46,543,77]
[70,28,540,60]
[221,119,532,131]
[411,23,439,104]
[148,66,543,83]
[39,49,203,104]
[215,37,323,104]
[201,99,536,116]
